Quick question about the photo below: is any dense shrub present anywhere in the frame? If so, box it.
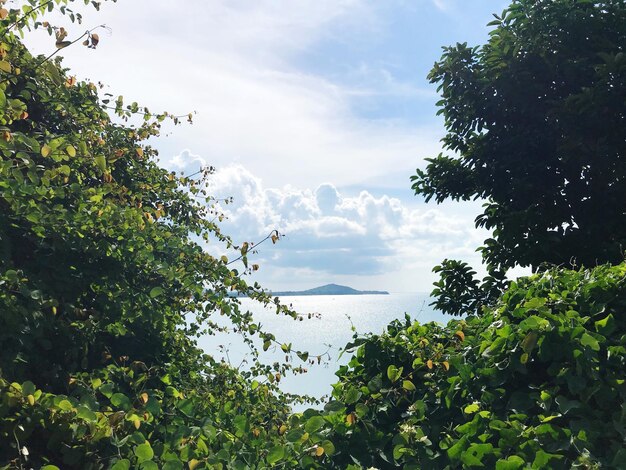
[0,3,311,468]
[323,263,626,468]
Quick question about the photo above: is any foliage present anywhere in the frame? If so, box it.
[320,262,626,468]
[4,1,626,469]
[411,0,626,315]
[0,2,322,468]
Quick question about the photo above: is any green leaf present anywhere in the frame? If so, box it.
[447,435,469,460]
[266,445,285,464]
[66,145,76,157]
[612,449,626,468]
[464,403,479,414]
[580,332,600,351]
[532,450,561,467]
[402,380,416,391]
[462,443,493,467]
[233,415,248,435]
[595,314,615,335]
[0,60,11,73]
[324,400,345,412]
[94,155,107,173]
[304,415,325,433]
[57,399,73,411]
[345,387,362,404]
[110,393,131,410]
[387,364,402,383]
[521,331,538,353]
[367,375,383,392]
[285,429,304,442]
[162,460,183,470]
[111,459,131,470]
[134,443,154,462]
[21,381,35,395]
[176,398,194,416]
[495,455,525,470]
[321,440,336,456]
[524,297,546,309]
[76,405,97,422]
[149,287,164,298]
[393,444,407,460]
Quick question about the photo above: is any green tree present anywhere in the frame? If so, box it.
[0,2,325,468]
[412,0,626,315]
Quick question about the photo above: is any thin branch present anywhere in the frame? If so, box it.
[102,104,194,120]
[227,230,280,266]
[33,25,104,70]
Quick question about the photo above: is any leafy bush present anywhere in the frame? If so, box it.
[0,2,314,468]
[322,263,626,468]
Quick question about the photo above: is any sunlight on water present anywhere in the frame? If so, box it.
[198,293,453,404]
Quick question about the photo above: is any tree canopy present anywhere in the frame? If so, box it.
[412,0,626,314]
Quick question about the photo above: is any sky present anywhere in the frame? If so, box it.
[23,0,516,292]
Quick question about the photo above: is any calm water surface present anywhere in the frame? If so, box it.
[197,293,452,402]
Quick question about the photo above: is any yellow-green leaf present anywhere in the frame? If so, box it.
[403,380,416,391]
[464,403,480,414]
[66,145,76,157]
[94,155,107,173]
[149,287,164,298]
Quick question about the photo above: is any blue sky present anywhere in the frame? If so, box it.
[25,0,519,292]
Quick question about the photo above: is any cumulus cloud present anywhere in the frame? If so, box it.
[197,163,486,289]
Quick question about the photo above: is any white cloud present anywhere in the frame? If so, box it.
[199,163,486,291]
[18,1,521,290]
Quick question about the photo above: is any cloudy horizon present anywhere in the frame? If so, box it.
[22,0,515,291]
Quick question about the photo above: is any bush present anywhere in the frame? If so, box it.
[323,263,626,468]
[0,3,307,468]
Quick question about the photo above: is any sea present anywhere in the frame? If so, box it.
[197,293,453,404]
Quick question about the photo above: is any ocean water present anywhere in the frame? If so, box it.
[197,293,452,402]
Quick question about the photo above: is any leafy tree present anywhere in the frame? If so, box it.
[412,0,626,315]
[0,2,329,468]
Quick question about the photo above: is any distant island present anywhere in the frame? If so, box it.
[270,283,389,296]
